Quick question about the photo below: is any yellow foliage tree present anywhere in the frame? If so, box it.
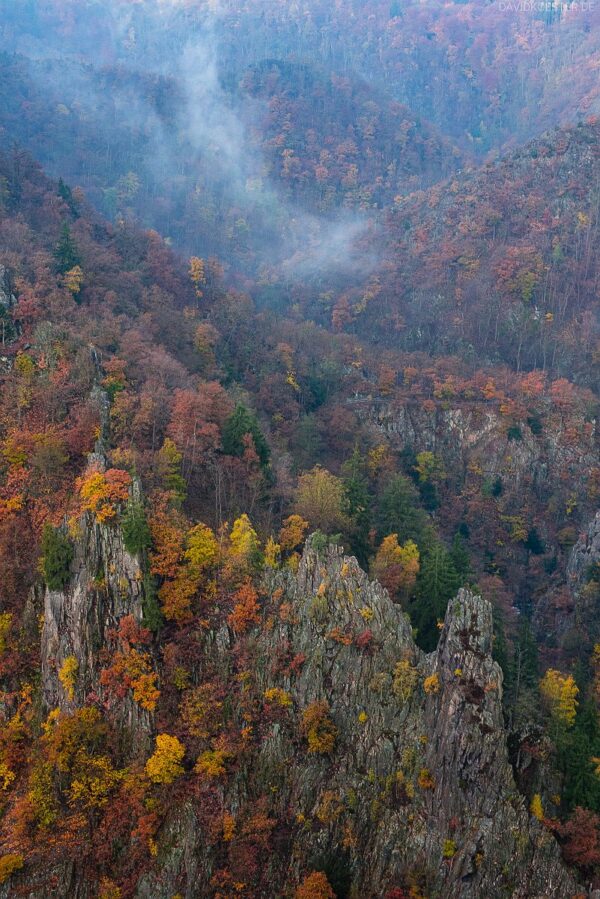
[229,514,260,564]
[222,812,235,841]
[98,879,122,899]
[63,265,84,294]
[264,687,293,708]
[530,793,544,821]
[301,701,337,755]
[295,871,336,899]
[185,522,218,572]
[26,760,58,828]
[58,655,78,701]
[68,755,124,810]
[539,669,579,728]
[145,734,185,784]
[423,673,440,694]
[264,536,281,568]
[0,762,15,791]
[279,514,309,552]
[77,468,132,523]
[392,659,419,703]
[0,612,12,655]
[294,466,349,534]
[194,749,229,779]
[189,256,205,299]
[372,535,420,600]
[0,854,23,885]
[415,451,445,483]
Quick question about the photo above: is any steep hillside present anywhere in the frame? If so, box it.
[0,47,459,274]
[324,121,600,387]
[1,140,600,896]
[2,2,600,888]
[3,0,600,156]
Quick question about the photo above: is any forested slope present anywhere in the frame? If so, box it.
[1,0,600,894]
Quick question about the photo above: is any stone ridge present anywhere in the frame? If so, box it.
[29,528,582,897]
[139,539,580,897]
[41,505,152,738]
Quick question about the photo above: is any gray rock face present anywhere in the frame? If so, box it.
[41,507,152,736]
[557,511,600,642]
[138,540,579,899]
[0,265,15,310]
[0,264,17,363]
[567,512,600,589]
[359,398,596,510]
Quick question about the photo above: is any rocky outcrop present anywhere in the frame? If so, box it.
[357,397,596,508]
[0,265,15,310]
[555,511,600,644]
[138,540,579,898]
[41,483,152,738]
[567,511,600,591]
[0,264,17,368]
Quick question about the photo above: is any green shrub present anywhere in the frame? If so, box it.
[122,501,151,555]
[142,573,163,633]
[41,524,74,591]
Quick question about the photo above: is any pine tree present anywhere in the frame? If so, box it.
[142,572,163,633]
[122,501,152,555]
[342,447,371,566]
[222,403,270,468]
[57,178,79,216]
[413,541,460,650]
[517,620,539,689]
[54,222,81,274]
[41,524,74,591]
[557,700,600,813]
[375,474,427,546]
[449,532,471,582]
[507,618,540,729]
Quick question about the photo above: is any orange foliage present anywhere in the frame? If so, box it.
[279,514,309,553]
[77,467,131,523]
[158,569,198,624]
[100,616,159,711]
[228,581,261,634]
[149,506,187,579]
[296,872,336,899]
[301,701,337,755]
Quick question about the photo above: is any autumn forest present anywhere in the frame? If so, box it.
[1,1,600,897]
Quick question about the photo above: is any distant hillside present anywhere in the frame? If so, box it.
[325,121,600,388]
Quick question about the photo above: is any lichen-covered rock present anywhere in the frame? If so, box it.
[41,498,153,738]
[567,512,600,589]
[138,539,579,898]
[546,510,600,643]
[358,399,596,505]
[0,264,15,310]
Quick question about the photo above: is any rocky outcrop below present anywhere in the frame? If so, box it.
[136,540,578,898]
[567,511,600,593]
[554,510,600,645]
[357,398,596,509]
[41,491,152,738]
